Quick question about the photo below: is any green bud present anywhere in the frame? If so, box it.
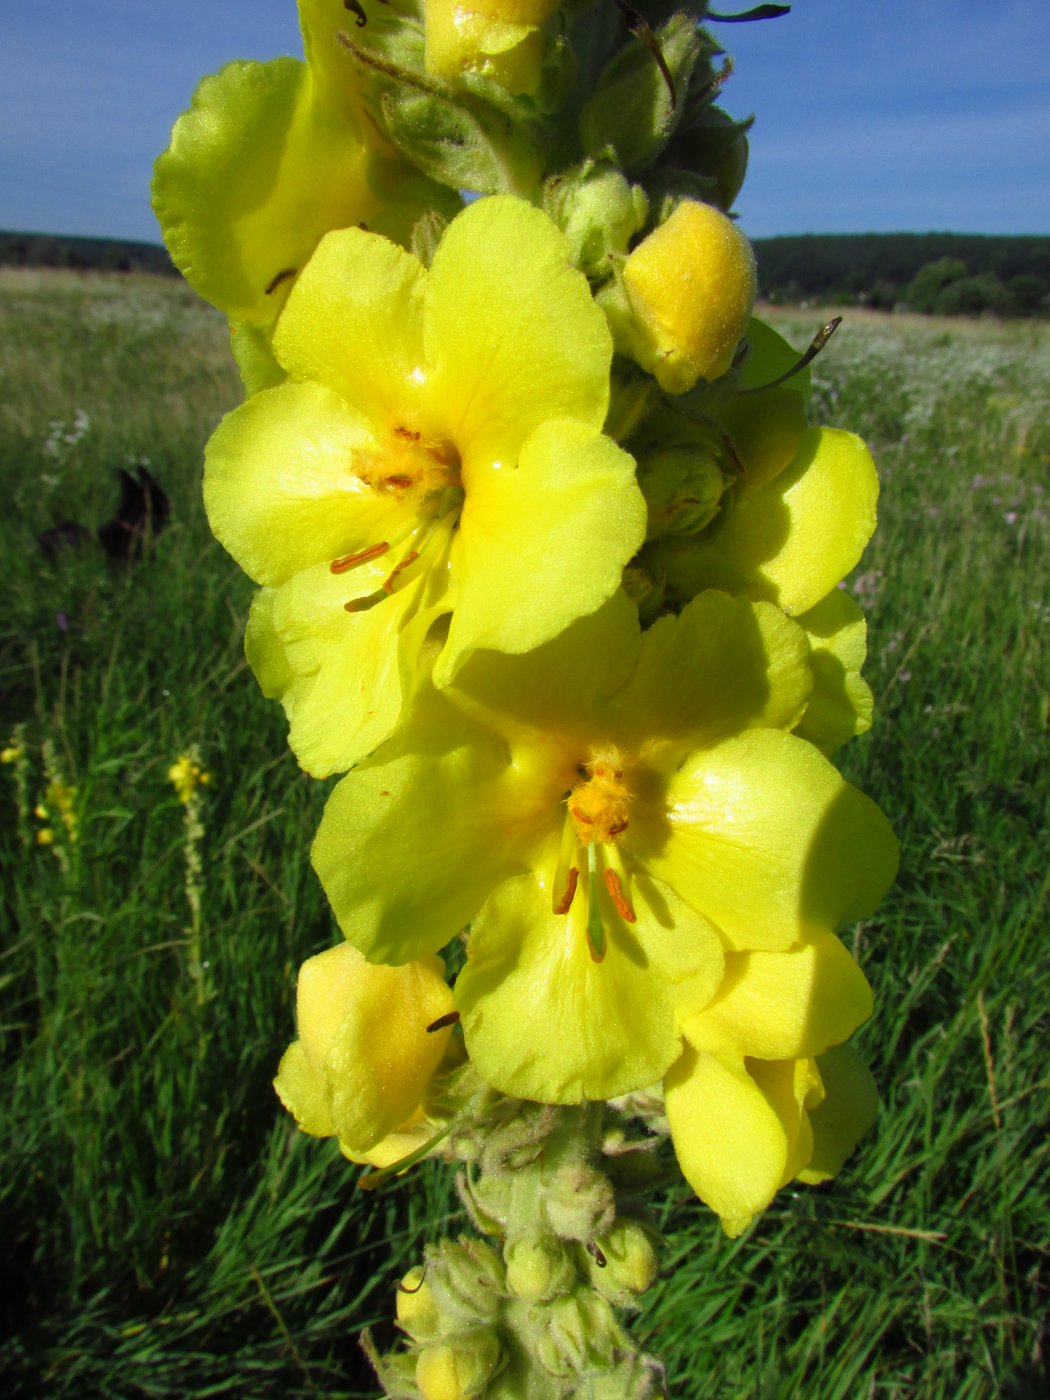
[544,1162,615,1242]
[582,1219,660,1304]
[379,82,546,195]
[429,1238,507,1327]
[395,1266,444,1342]
[579,14,704,175]
[542,161,649,279]
[504,1229,576,1303]
[533,1288,624,1377]
[632,413,736,542]
[415,1330,502,1400]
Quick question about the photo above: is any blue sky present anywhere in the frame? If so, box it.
[1,0,1048,243]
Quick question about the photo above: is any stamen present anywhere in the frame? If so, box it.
[330,541,390,574]
[344,592,384,614]
[603,867,637,923]
[426,1010,460,1033]
[553,866,579,915]
[585,846,606,963]
[382,549,419,594]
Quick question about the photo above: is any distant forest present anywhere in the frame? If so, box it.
[753,233,1050,317]
[2,227,1048,318]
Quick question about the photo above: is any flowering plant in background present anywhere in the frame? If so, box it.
[155,1,898,1392]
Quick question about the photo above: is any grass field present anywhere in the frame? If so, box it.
[1,269,1047,1398]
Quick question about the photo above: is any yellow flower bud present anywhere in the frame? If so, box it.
[395,1266,443,1342]
[616,200,757,393]
[424,0,561,95]
[415,1331,501,1400]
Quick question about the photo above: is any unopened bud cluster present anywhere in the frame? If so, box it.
[369,1104,665,1399]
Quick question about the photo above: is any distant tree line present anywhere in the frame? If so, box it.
[0,231,176,277]
[753,233,1050,317]
[3,228,1048,317]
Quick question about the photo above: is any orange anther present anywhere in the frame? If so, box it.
[330,541,390,573]
[603,868,637,924]
[554,866,579,915]
[570,806,593,824]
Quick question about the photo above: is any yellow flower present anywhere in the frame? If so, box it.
[38,780,78,841]
[0,746,21,764]
[664,935,877,1234]
[168,753,211,804]
[602,200,756,393]
[424,0,562,95]
[152,1,457,324]
[207,196,645,778]
[273,943,457,1163]
[312,591,897,1104]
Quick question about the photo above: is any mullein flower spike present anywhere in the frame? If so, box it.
[156,2,899,1390]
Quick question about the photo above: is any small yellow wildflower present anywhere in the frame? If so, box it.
[36,827,56,846]
[0,745,21,764]
[36,781,78,841]
[168,753,211,803]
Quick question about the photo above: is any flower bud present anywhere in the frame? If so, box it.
[534,1288,623,1377]
[395,1266,444,1342]
[580,14,702,174]
[632,414,736,542]
[603,200,756,394]
[582,1219,660,1303]
[424,0,562,96]
[544,1163,615,1242]
[542,161,648,279]
[429,1239,506,1327]
[415,1330,502,1400]
[504,1229,576,1302]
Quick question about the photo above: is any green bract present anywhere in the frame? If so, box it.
[312,589,898,1103]
[204,196,646,776]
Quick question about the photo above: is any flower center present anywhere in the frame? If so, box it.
[568,746,632,846]
[329,422,463,608]
[353,424,461,501]
[554,745,637,964]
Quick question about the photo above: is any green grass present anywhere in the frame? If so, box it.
[1,272,1048,1396]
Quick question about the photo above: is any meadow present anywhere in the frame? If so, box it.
[0,269,1047,1397]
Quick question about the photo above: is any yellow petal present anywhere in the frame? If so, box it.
[456,872,724,1103]
[679,933,873,1061]
[203,381,396,587]
[656,427,880,616]
[312,701,541,963]
[273,1039,337,1138]
[272,227,428,429]
[797,1042,879,1184]
[793,589,874,756]
[613,591,813,753]
[245,560,447,777]
[424,196,612,466]
[152,59,379,325]
[635,729,899,951]
[437,420,645,680]
[666,1046,793,1233]
[295,943,454,1152]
